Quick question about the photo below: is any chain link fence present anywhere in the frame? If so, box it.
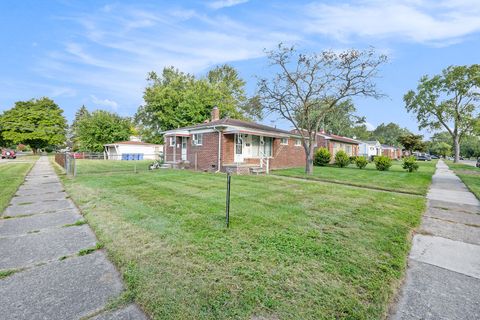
[56,152,164,176]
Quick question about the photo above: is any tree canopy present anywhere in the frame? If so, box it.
[404,65,480,162]
[74,109,132,152]
[0,97,67,153]
[370,122,411,146]
[258,44,387,174]
[398,134,426,153]
[135,65,260,143]
[321,100,366,137]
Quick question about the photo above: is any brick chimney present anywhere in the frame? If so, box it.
[211,106,220,121]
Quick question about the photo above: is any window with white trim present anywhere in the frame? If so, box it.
[295,139,302,146]
[280,137,289,145]
[169,137,175,147]
[192,133,203,146]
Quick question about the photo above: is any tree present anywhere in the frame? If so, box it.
[135,65,259,144]
[430,141,452,157]
[404,65,480,162]
[321,99,366,137]
[258,44,387,174]
[0,97,67,153]
[460,135,480,158]
[398,134,425,154]
[75,110,132,152]
[371,122,411,146]
[350,124,372,141]
[70,105,90,151]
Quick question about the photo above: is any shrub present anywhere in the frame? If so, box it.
[354,156,368,169]
[349,156,357,164]
[402,156,419,172]
[335,150,350,168]
[374,155,392,171]
[314,147,331,166]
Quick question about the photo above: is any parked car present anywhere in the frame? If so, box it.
[476,157,480,168]
[430,155,439,159]
[1,149,16,159]
[415,153,430,161]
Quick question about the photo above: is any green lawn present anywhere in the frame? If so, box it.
[58,160,427,320]
[75,159,154,175]
[272,161,437,195]
[446,161,480,199]
[0,163,34,213]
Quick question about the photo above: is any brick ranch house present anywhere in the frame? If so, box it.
[162,107,306,174]
[315,131,360,159]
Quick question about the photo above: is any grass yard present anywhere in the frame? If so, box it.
[0,162,34,213]
[446,161,480,199]
[272,161,437,195]
[57,160,427,320]
[75,159,153,175]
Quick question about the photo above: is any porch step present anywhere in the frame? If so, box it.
[249,167,266,175]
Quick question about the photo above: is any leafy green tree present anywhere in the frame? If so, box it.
[135,65,258,144]
[404,65,480,162]
[70,105,90,151]
[321,100,366,137]
[398,134,426,154]
[430,141,452,157]
[75,110,132,152]
[0,97,67,153]
[350,124,372,141]
[460,135,480,158]
[371,122,411,146]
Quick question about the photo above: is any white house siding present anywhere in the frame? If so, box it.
[105,144,163,160]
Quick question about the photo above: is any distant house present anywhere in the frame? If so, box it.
[315,131,360,159]
[358,141,382,159]
[104,137,163,160]
[162,107,306,174]
[381,144,402,159]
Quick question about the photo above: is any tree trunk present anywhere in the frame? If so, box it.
[453,135,460,163]
[305,143,315,175]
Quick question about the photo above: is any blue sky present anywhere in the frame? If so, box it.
[1,0,479,137]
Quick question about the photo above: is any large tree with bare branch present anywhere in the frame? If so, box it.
[257,44,387,174]
[404,65,480,163]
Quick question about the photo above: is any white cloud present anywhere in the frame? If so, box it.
[208,0,249,10]
[90,95,118,110]
[304,0,480,45]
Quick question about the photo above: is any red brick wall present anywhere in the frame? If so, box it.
[164,136,183,162]
[269,137,306,169]
[188,132,220,171]
[222,134,235,164]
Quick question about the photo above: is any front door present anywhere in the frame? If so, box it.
[181,137,187,161]
[234,134,243,163]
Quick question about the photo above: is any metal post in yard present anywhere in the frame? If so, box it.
[134,162,137,174]
[73,157,76,177]
[225,172,231,228]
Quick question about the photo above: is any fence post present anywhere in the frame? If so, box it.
[73,157,76,177]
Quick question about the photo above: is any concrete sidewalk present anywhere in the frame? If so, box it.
[0,157,147,320]
[391,160,480,319]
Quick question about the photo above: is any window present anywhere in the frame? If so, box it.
[280,138,289,145]
[169,137,175,147]
[295,139,302,146]
[346,145,352,155]
[192,133,203,146]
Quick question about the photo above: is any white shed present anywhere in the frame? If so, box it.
[104,141,163,160]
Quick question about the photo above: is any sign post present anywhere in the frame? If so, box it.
[226,172,231,228]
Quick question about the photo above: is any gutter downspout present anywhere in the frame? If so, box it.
[213,126,222,173]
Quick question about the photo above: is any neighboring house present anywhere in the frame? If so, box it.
[358,140,382,159]
[162,107,306,174]
[315,131,360,159]
[381,144,402,159]
[104,138,163,160]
